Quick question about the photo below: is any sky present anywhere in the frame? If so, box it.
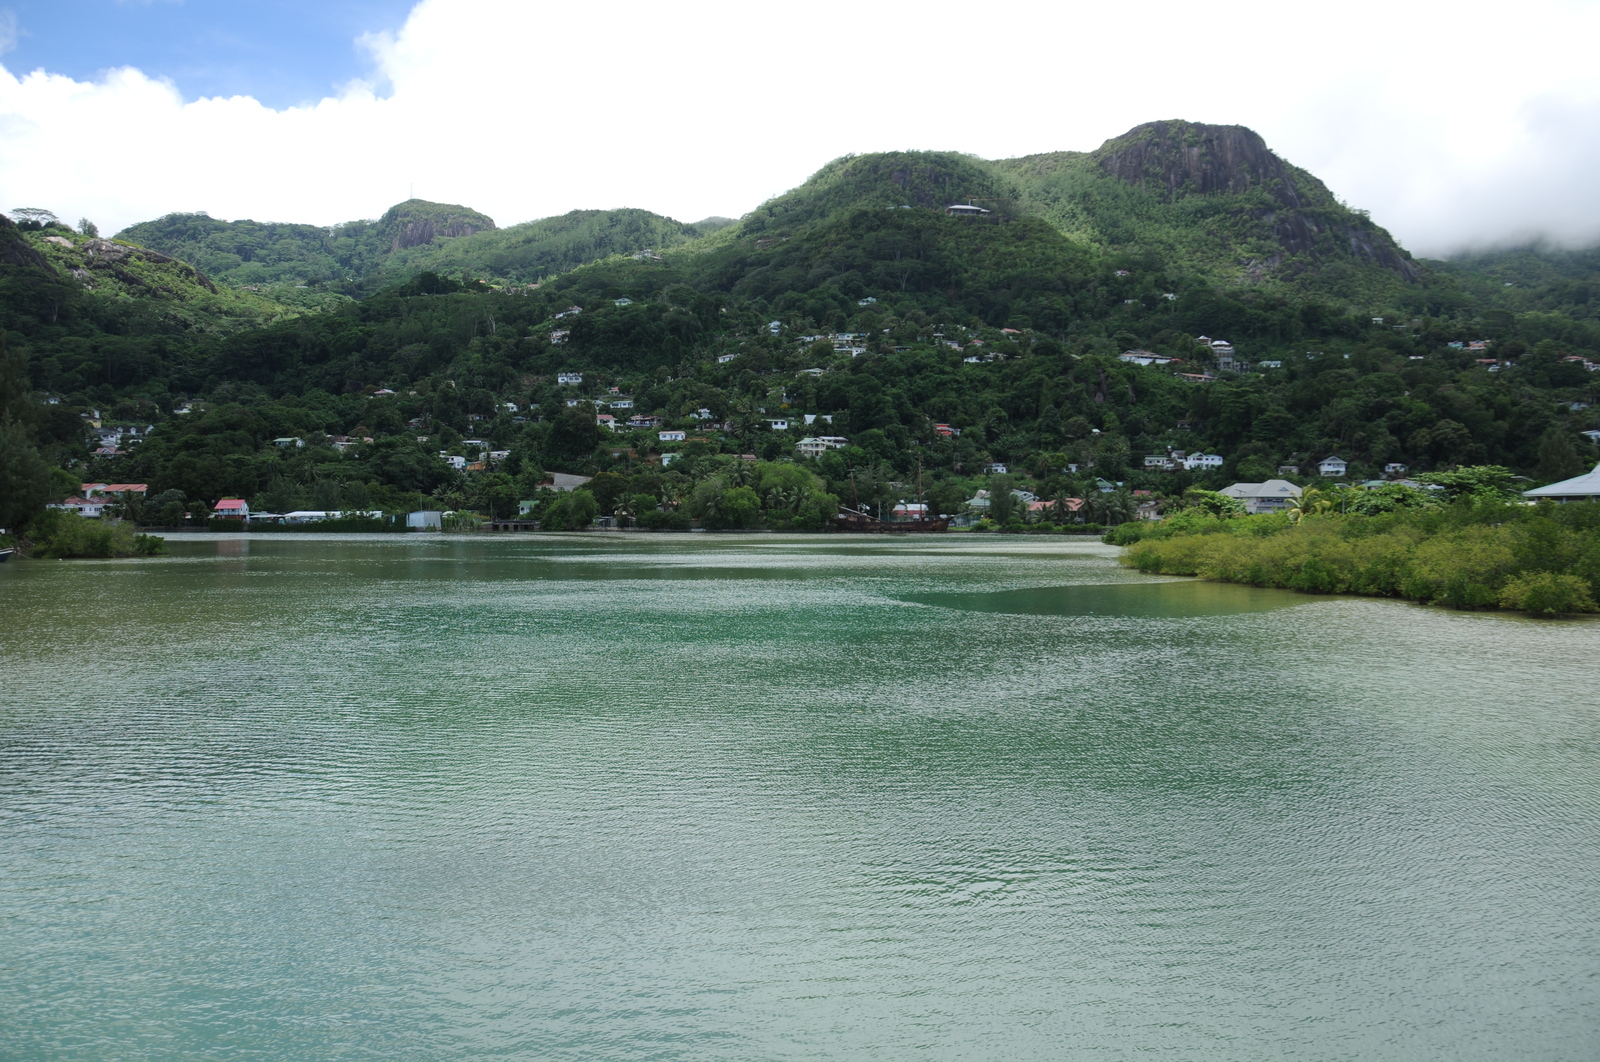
[1,0,1598,257]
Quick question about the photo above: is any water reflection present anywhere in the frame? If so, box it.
[902,578,1310,618]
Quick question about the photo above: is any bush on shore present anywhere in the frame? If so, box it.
[26,510,167,559]
[1113,499,1600,615]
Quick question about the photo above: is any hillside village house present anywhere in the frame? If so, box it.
[557,372,583,385]
[1184,453,1224,471]
[764,418,790,431]
[659,429,687,442]
[796,436,848,457]
[982,462,1008,474]
[1318,456,1348,477]
[1120,350,1178,367]
[48,496,110,518]
[1385,463,1409,476]
[628,415,663,429]
[596,414,617,431]
[1219,479,1302,515]
[717,353,739,364]
[213,498,250,520]
[84,483,147,498]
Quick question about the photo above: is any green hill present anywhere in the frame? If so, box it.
[4,119,1599,542]
[117,201,706,291]
[995,120,1420,298]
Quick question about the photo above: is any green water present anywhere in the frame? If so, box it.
[1,533,1597,1060]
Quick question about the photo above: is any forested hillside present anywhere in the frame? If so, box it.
[119,202,718,291]
[3,120,1598,537]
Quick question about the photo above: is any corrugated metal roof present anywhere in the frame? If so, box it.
[1524,463,1600,498]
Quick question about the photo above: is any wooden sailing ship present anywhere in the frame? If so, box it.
[834,505,950,533]
[833,458,950,533]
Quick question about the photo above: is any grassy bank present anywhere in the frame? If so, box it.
[1110,500,1600,615]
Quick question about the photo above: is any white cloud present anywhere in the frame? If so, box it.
[2,0,1598,255]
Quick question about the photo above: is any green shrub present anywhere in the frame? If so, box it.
[27,511,168,559]
[1499,572,1598,615]
[1118,502,1600,615]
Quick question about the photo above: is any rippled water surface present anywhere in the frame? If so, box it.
[2,533,1598,1060]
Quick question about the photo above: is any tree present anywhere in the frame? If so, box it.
[1286,487,1330,522]
[545,404,603,467]
[1416,466,1519,501]
[0,418,51,532]
[1182,488,1246,519]
[77,218,98,238]
[1534,428,1587,485]
[0,336,50,532]
[988,474,1017,524]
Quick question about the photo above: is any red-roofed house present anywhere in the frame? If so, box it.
[213,498,250,520]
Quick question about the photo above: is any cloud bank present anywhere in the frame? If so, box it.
[2,0,1598,256]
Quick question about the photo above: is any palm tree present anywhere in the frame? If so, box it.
[1287,488,1330,522]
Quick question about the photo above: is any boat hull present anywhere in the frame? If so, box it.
[834,510,950,533]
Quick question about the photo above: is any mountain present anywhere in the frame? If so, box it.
[997,120,1419,293]
[4,119,1599,536]
[117,201,707,291]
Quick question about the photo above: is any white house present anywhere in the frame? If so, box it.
[945,203,990,216]
[1219,480,1302,515]
[804,414,833,426]
[982,462,1009,474]
[613,297,633,306]
[764,418,790,431]
[557,372,583,385]
[1183,452,1225,471]
[717,353,739,364]
[48,496,109,518]
[1318,456,1348,477]
[659,429,687,442]
[407,510,443,530]
[213,498,250,520]
[440,454,467,470]
[1384,462,1408,476]
[1120,350,1175,367]
[796,436,848,457]
[596,414,617,431]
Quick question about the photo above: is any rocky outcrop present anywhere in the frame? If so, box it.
[78,239,218,292]
[0,214,50,270]
[1094,120,1419,282]
[379,200,497,252]
[1097,121,1303,202]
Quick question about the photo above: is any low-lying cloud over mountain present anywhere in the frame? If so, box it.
[2,0,1597,256]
